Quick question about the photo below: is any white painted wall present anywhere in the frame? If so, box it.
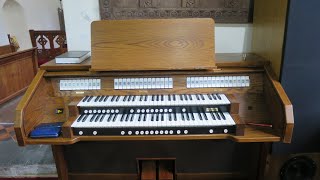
[0,0,61,50]
[0,17,9,46]
[62,0,252,53]
[62,0,100,51]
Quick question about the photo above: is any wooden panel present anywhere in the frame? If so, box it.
[91,19,216,71]
[141,161,156,180]
[52,145,69,180]
[69,173,138,180]
[0,45,13,55]
[0,48,37,105]
[252,0,288,79]
[99,0,254,23]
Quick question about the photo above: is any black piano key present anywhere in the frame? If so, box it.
[94,96,100,102]
[103,96,109,102]
[99,96,104,102]
[169,113,172,121]
[132,96,136,101]
[216,94,222,100]
[184,94,188,101]
[113,114,118,122]
[124,114,129,122]
[120,114,125,122]
[207,94,212,100]
[174,113,177,121]
[173,95,176,101]
[144,95,148,101]
[128,95,132,101]
[152,95,155,101]
[90,114,97,122]
[151,114,154,121]
[82,96,89,102]
[123,96,128,102]
[200,94,205,100]
[161,95,164,101]
[111,96,116,102]
[87,96,93,102]
[168,95,171,101]
[115,96,120,102]
[161,113,164,121]
[212,94,217,100]
[108,114,113,122]
[188,94,192,100]
[143,114,147,121]
[202,112,208,120]
[190,112,195,121]
[219,112,226,120]
[99,114,106,122]
[138,114,141,121]
[215,112,221,120]
[130,114,134,121]
[210,112,216,120]
[95,114,101,122]
[139,96,143,101]
[181,113,185,121]
[155,114,159,121]
[77,114,84,122]
[82,114,89,122]
[185,113,190,121]
[180,94,183,101]
[196,94,200,100]
[156,95,159,101]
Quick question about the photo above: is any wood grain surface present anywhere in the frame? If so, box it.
[91,19,216,71]
[0,48,37,105]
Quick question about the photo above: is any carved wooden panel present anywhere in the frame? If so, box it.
[99,0,253,23]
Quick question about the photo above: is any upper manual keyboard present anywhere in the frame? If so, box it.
[77,94,230,107]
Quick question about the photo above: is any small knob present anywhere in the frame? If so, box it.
[184,130,188,134]
[130,109,134,113]
[177,130,181,134]
[224,129,228,134]
[115,109,119,113]
[128,131,132,135]
[93,131,97,135]
[182,108,186,113]
[79,131,83,135]
[121,131,125,135]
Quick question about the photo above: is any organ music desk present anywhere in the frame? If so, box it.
[15,19,294,180]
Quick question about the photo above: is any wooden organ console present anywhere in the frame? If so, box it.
[15,19,293,180]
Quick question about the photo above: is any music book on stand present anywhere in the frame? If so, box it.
[55,51,91,64]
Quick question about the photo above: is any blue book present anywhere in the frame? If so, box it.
[30,122,63,138]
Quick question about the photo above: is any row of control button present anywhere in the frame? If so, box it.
[122,130,188,135]
[78,129,228,136]
[84,109,120,114]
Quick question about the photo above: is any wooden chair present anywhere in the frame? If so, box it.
[29,30,67,66]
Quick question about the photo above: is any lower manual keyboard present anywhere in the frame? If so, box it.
[71,111,236,136]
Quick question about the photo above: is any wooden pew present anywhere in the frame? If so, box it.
[0,48,38,105]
